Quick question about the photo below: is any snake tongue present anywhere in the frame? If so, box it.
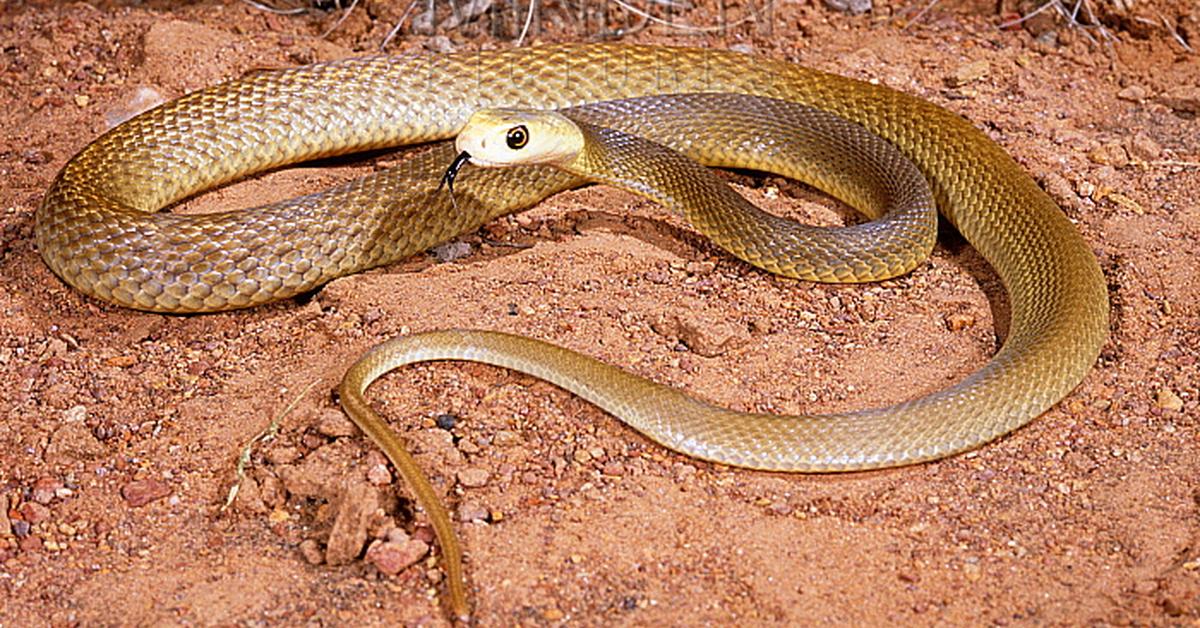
[438,150,473,208]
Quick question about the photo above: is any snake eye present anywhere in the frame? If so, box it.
[506,125,529,150]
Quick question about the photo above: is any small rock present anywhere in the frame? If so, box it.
[366,538,429,575]
[412,525,436,545]
[1092,143,1131,168]
[105,355,137,368]
[1162,596,1184,616]
[457,468,490,488]
[19,502,50,525]
[458,501,489,523]
[386,527,410,544]
[1126,133,1161,161]
[1133,578,1158,595]
[1116,85,1146,101]
[31,477,63,504]
[366,463,392,486]
[63,405,88,423]
[423,35,455,53]
[233,476,268,514]
[944,312,976,332]
[432,241,473,263]
[299,539,324,565]
[823,0,871,13]
[769,501,794,516]
[19,535,42,552]
[315,409,360,438]
[1155,388,1184,412]
[438,0,491,29]
[255,470,286,509]
[655,312,750,358]
[947,60,990,87]
[963,561,982,582]
[493,430,521,446]
[1158,86,1200,114]
[46,422,105,463]
[542,607,565,621]
[73,94,90,107]
[435,413,459,430]
[265,445,302,465]
[121,479,171,507]
[325,481,382,566]
[361,308,384,325]
[601,461,625,476]
[1039,171,1080,209]
[0,495,10,536]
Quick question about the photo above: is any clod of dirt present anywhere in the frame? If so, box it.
[120,479,171,507]
[366,538,430,575]
[325,479,392,566]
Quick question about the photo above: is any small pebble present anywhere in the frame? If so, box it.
[299,539,324,565]
[315,409,360,438]
[385,527,410,545]
[19,502,51,524]
[366,463,392,486]
[769,501,794,516]
[366,538,429,576]
[493,430,521,446]
[947,60,990,87]
[1158,86,1200,114]
[0,495,10,536]
[1126,133,1161,161]
[1155,388,1184,412]
[944,312,976,332]
[32,477,63,504]
[1088,143,1129,168]
[432,241,473,263]
[325,482,381,566]
[654,313,750,358]
[963,562,982,582]
[265,445,301,465]
[1116,85,1146,101]
[458,501,489,523]
[105,355,137,368]
[1132,578,1157,595]
[435,413,459,430]
[457,468,490,488]
[823,0,871,14]
[121,479,171,507]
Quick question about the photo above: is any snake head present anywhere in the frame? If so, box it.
[454,108,583,168]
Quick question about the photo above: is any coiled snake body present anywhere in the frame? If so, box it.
[36,44,1108,619]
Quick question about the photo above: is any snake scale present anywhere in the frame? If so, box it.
[36,43,1108,619]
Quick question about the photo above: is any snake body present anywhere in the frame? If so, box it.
[37,44,1109,619]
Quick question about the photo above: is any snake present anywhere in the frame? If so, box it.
[36,43,1109,620]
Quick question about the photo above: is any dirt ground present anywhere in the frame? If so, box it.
[1,0,1198,625]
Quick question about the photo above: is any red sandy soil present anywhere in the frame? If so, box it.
[1,0,1197,625]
